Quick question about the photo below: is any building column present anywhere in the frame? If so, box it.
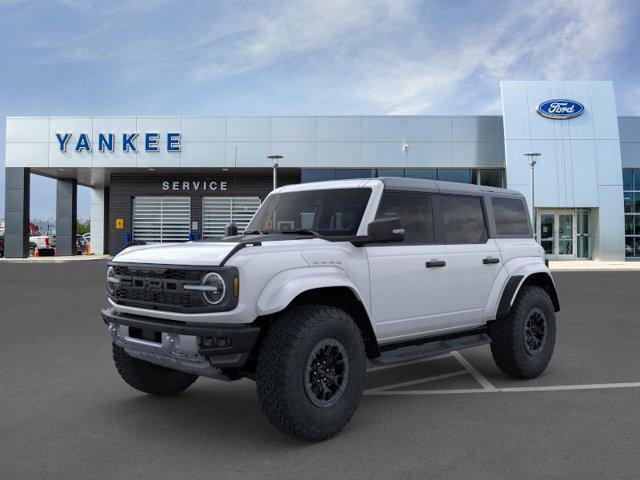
[90,187,106,255]
[595,186,625,261]
[4,168,30,258]
[55,179,77,256]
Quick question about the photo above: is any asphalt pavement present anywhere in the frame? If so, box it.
[1,261,639,479]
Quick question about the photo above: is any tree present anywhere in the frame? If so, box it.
[77,219,90,236]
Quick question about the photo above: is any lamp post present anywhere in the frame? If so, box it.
[524,152,541,239]
[267,155,283,191]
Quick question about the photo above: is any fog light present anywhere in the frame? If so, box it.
[107,323,119,337]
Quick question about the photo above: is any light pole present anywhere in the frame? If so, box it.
[525,152,541,239]
[267,154,283,191]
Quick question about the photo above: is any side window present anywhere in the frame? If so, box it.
[375,191,434,244]
[440,195,487,244]
[492,197,530,236]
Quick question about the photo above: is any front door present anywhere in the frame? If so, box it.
[536,211,577,260]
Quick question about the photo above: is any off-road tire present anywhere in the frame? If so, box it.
[112,344,198,396]
[489,285,556,379]
[256,305,367,441]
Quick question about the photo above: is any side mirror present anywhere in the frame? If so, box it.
[225,222,238,237]
[365,217,405,243]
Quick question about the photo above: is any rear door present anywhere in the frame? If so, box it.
[366,190,450,342]
[438,194,501,327]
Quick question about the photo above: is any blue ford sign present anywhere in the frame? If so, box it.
[536,99,584,120]
[55,132,181,153]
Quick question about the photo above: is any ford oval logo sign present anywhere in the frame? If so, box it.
[536,99,584,120]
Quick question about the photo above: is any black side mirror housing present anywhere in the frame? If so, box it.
[363,217,405,244]
[225,222,238,237]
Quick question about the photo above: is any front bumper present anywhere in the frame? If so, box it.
[102,308,260,379]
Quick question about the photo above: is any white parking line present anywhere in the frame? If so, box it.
[364,370,468,394]
[451,351,496,391]
[365,382,640,395]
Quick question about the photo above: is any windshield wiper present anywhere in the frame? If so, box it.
[278,228,322,237]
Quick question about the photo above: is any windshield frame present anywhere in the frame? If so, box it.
[246,187,373,238]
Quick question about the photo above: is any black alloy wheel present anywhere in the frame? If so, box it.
[304,339,349,408]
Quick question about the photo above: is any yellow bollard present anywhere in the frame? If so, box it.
[87,242,91,256]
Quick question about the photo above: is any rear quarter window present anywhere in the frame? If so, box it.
[440,195,487,244]
[492,197,530,236]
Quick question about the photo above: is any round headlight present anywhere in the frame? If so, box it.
[201,272,225,305]
[106,266,117,295]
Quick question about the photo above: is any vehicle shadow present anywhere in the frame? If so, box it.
[98,379,314,448]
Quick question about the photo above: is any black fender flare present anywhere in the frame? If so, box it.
[496,273,560,319]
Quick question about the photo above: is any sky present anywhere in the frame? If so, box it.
[1,0,639,220]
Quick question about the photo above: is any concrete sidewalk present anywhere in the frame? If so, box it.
[549,260,640,271]
[0,255,111,263]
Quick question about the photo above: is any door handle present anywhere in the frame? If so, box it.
[426,260,446,268]
[483,257,500,264]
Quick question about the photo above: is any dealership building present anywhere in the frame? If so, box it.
[4,80,640,260]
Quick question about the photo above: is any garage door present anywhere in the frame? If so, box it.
[202,196,261,237]
[132,196,191,243]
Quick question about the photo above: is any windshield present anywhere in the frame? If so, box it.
[246,188,372,236]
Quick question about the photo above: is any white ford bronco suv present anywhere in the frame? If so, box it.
[102,178,559,441]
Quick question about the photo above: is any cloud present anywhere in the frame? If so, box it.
[349,0,630,113]
[6,0,635,114]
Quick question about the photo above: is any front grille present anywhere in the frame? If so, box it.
[110,264,232,313]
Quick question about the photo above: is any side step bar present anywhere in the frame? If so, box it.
[371,330,491,365]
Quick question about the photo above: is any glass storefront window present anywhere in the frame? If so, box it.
[473,169,504,188]
[334,169,373,180]
[623,169,640,260]
[302,168,505,187]
[377,169,405,177]
[437,169,471,183]
[623,169,634,190]
[301,169,336,183]
[577,209,592,259]
[405,169,437,180]
[635,170,640,190]
[626,215,634,235]
[624,192,633,213]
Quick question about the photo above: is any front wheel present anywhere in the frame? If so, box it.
[489,285,556,379]
[256,305,366,441]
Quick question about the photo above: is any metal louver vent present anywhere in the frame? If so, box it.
[202,196,261,237]
[132,196,191,243]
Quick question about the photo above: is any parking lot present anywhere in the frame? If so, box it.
[2,261,640,479]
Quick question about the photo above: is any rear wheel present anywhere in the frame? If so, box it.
[256,305,366,441]
[112,344,198,396]
[489,285,556,379]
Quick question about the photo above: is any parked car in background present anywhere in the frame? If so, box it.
[77,235,88,255]
[29,223,56,256]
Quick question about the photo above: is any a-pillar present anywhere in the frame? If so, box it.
[55,179,77,256]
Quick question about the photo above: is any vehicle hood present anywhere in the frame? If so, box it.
[113,241,239,266]
[112,235,331,266]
